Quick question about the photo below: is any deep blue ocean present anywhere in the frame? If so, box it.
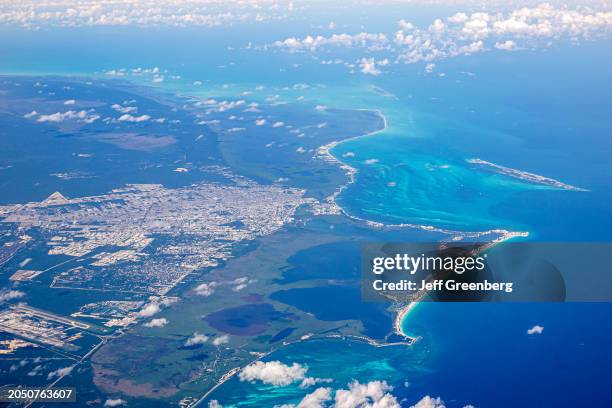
[1,11,611,406]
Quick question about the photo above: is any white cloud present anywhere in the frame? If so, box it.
[299,377,333,389]
[495,40,518,50]
[270,4,612,73]
[299,387,332,408]
[185,332,209,346]
[282,387,333,408]
[359,58,381,76]
[194,278,253,296]
[23,110,37,118]
[230,276,255,292]
[272,121,285,128]
[118,114,150,122]
[411,396,445,408]
[527,325,544,335]
[47,366,73,380]
[334,380,400,408]
[461,13,490,39]
[244,102,260,112]
[239,361,307,386]
[104,399,127,407]
[105,69,125,76]
[0,1,295,29]
[273,32,389,52]
[448,12,468,24]
[399,19,414,30]
[233,283,247,291]
[206,99,246,112]
[255,119,267,126]
[64,99,76,105]
[212,334,229,346]
[36,110,100,124]
[137,302,161,317]
[111,104,137,114]
[195,282,218,296]
[28,364,43,376]
[144,317,168,328]
[430,18,446,34]
[364,159,379,165]
[0,289,25,302]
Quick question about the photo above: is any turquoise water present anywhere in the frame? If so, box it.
[208,302,612,407]
[205,338,432,407]
[1,21,611,407]
[199,42,612,406]
[311,50,612,238]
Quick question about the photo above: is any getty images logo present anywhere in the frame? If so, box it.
[371,252,486,275]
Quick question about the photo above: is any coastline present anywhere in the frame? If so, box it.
[316,109,529,242]
[192,331,413,407]
[315,108,388,211]
[467,158,589,192]
[315,108,529,340]
[394,302,418,338]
